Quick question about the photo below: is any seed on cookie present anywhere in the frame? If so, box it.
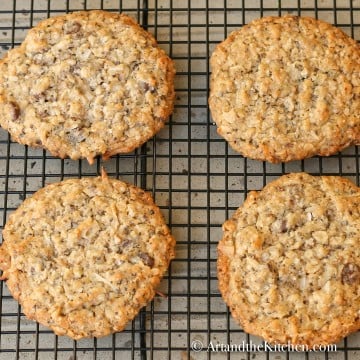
[0,10,175,164]
[7,101,20,121]
[209,16,360,163]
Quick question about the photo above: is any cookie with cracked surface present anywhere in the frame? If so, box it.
[218,172,360,346]
[0,172,175,339]
[0,10,175,164]
[209,16,360,163]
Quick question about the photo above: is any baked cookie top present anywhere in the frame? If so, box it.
[0,10,175,164]
[209,16,360,163]
[218,172,360,346]
[0,172,175,339]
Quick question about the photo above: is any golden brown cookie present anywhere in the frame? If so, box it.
[218,172,360,346]
[209,16,360,163]
[0,172,175,339]
[0,10,175,164]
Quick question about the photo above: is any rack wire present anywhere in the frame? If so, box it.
[0,0,359,359]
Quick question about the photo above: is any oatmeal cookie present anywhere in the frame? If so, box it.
[218,172,360,346]
[0,10,175,164]
[0,171,175,339]
[209,16,360,163]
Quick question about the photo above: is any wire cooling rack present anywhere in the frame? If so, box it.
[0,0,359,359]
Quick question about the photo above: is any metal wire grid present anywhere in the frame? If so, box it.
[0,0,359,359]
